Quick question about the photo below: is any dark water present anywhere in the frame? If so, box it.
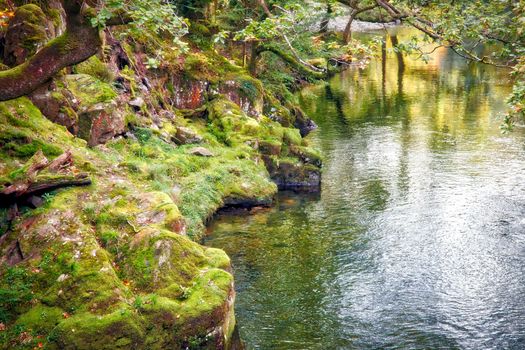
[205,29,525,349]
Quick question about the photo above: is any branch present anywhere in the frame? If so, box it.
[0,2,133,101]
[269,4,326,73]
[374,0,513,68]
[257,45,325,78]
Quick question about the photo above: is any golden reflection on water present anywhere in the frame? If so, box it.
[207,28,525,350]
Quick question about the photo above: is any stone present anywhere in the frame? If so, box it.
[29,80,80,134]
[172,126,203,145]
[26,195,44,209]
[77,101,125,147]
[263,156,321,191]
[218,79,264,117]
[188,147,214,157]
[258,140,282,156]
[170,76,209,109]
[128,97,145,109]
[3,4,49,66]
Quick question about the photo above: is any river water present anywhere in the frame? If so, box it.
[205,29,525,349]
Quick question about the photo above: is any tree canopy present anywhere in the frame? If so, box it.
[0,0,523,121]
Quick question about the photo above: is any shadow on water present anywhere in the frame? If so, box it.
[206,27,525,349]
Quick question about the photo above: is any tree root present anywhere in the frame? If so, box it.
[0,150,92,208]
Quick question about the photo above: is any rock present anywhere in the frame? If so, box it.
[128,97,145,109]
[292,107,318,137]
[188,147,214,157]
[172,126,203,145]
[169,76,209,109]
[56,274,70,282]
[218,78,264,117]
[3,4,49,66]
[29,79,80,134]
[26,195,44,209]
[258,140,282,156]
[77,101,125,147]
[263,156,321,191]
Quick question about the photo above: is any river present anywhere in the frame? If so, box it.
[205,28,525,349]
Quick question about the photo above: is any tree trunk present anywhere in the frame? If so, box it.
[249,42,259,76]
[343,11,357,43]
[0,1,130,102]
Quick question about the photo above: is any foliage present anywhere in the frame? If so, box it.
[92,0,190,68]
[0,8,14,30]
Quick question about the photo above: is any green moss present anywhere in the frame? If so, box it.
[16,305,64,334]
[11,5,48,51]
[74,56,115,84]
[65,74,117,107]
[0,266,34,324]
[52,306,144,350]
[282,127,303,146]
[204,247,231,270]
[0,99,65,159]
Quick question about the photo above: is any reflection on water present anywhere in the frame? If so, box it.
[205,28,525,349]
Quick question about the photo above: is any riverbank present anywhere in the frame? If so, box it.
[0,5,323,349]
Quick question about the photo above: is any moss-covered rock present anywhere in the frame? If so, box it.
[3,4,49,66]
[74,56,115,84]
[65,74,125,146]
[0,98,239,349]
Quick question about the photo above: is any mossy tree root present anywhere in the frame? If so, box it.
[256,44,326,79]
[0,150,92,207]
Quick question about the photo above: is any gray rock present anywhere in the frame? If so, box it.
[188,147,214,157]
[128,97,145,109]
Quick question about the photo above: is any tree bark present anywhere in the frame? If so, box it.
[249,42,259,75]
[0,1,131,102]
[0,1,100,101]
[343,10,357,43]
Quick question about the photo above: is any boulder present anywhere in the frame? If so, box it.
[29,80,80,134]
[172,126,203,145]
[263,156,321,191]
[3,4,49,66]
[77,101,125,147]
[188,147,214,157]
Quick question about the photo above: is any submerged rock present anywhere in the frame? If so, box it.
[263,156,322,190]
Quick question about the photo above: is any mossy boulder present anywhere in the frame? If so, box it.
[3,4,49,66]
[66,74,125,146]
[29,79,80,134]
[74,56,115,84]
[263,156,321,190]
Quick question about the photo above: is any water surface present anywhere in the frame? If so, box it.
[205,29,525,349]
